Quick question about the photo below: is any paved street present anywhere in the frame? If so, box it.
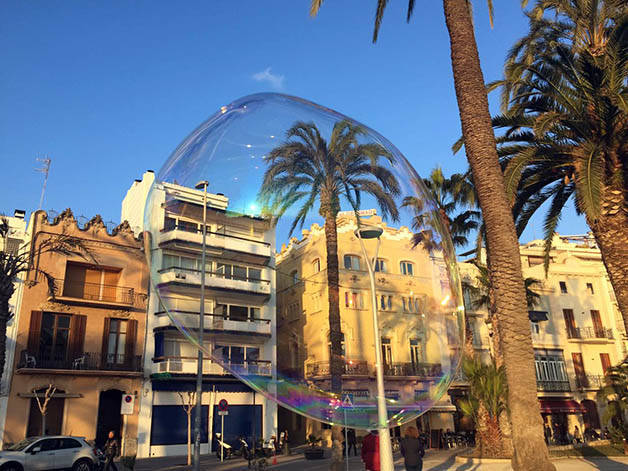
[135,448,628,471]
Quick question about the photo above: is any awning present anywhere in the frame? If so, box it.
[539,399,585,414]
[529,311,549,322]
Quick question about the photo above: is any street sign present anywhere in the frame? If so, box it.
[342,393,354,408]
[120,393,135,415]
[218,410,229,416]
[218,399,229,411]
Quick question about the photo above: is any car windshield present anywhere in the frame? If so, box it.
[6,437,39,451]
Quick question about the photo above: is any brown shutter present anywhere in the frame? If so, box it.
[68,314,87,361]
[563,309,577,338]
[590,310,604,337]
[101,318,111,365]
[600,353,611,375]
[27,311,43,354]
[572,353,588,388]
[125,320,138,367]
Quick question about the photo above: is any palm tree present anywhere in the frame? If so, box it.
[597,359,628,442]
[259,120,400,393]
[310,2,554,469]
[402,168,480,251]
[492,3,628,333]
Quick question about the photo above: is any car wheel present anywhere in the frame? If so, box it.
[1,463,23,471]
[72,459,93,471]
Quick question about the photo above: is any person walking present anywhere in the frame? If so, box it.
[573,425,582,444]
[103,431,119,471]
[400,427,425,471]
[361,430,380,471]
[347,428,357,456]
[330,428,344,471]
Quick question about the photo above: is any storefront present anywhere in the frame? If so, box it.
[539,399,585,445]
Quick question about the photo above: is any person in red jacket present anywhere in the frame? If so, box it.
[361,430,380,471]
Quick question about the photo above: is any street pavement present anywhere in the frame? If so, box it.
[135,448,628,471]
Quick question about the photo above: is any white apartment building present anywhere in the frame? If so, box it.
[460,233,628,443]
[0,210,28,446]
[122,171,277,458]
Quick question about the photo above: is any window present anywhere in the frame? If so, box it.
[600,353,611,375]
[534,350,568,383]
[63,262,121,302]
[39,313,71,361]
[374,259,387,273]
[559,281,568,294]
[3,238,21,256]
[385,390,400,400]
[590,310,605,338]
[381,338,392,366]
[530,321,540,335]
[400,261,414,276]
[290,270,299,285]
[586,283,594,295]
[59,438,82,449]
[563,309,577,338]
[410,339,423,366]
[379,295,392,311]
[163,254,211,273]
[215,304,260,322]
[312,258,321,273]
[214,345,260,365]
[249,268,261,282]
[345,291,364,309]
[107,319,128,364]
[343,255,361,271]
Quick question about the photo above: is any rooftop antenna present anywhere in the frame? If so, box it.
[35,156,51,210]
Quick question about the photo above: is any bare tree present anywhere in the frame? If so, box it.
[178,391,197,465]
[33,384,57,436]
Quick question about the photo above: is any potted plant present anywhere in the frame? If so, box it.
[304,434,324,460]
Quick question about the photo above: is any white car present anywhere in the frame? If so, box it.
[0,436,98,471]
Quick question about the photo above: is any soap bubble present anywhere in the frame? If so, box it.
[144,93,464,429]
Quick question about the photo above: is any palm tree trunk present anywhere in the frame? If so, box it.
[324,215,343,394]
[0,295,9,385]
[442,0,554,469]
[587,185,628,336]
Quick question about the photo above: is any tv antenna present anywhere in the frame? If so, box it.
[35,157,51,210]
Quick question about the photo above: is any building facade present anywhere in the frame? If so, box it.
[2,209,148,453]
[122,172,277,458]
[275,212,461,445]
[460,234,628,443]
[0,210,29,446]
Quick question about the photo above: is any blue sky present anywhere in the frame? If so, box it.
[0,1,587,243]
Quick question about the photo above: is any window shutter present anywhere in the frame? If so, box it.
[125,320,138,367]
[101,318,111,365]
[68,315,87,361]
[27,311,43,354]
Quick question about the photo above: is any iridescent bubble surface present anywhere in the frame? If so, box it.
[144,93,464,429]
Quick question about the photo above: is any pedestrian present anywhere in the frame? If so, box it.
[400,426,425,471]
[361,430,380,471]
[347,428,357,456]
[281,429,290,455]
[330,428,344,471]
[543,423,552,445]
[573,425,582,444]
[103,431,119,471]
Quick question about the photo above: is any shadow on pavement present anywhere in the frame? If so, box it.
[580,456,628,470]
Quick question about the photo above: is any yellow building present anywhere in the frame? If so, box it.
[276,212,462,446]
[460,233,628,444]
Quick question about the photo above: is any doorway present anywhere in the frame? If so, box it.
[96,390,123,449]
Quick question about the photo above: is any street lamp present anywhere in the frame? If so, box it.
[354,224,394,471]
[193,180,209,471]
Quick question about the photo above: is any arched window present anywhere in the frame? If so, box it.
[400,261,414,276]
[312,258,321,274]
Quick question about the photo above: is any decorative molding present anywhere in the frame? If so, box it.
[39,301,73,313]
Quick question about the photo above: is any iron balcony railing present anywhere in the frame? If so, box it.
[305,360,442,378]
[50,278,146,308]
[566,326,613,340]
[18,350,142,372]
[536,379,571,392]
[161,223,271,247]
[575,374,607,390]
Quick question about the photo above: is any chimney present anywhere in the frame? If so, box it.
[14,209,25,219]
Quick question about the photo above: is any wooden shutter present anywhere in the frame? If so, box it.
[590,310,604,337]
[68,314,87,362]
[84,267,102,300]
[63,264,85,298]
[125,320,138,367]
[563,309,577,338]
[572,353,587,387]
[600,353,611,374]
[101,318,111,365]
[102,270,120,302]
[27,311,43,354]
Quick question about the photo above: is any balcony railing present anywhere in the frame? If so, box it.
[575,374,607,390]
[50,278,146,309]
[18,350,142,372]
[305,361,443,378]
[536,379,571,392]
[161,223,271,248]
[158,267,270,295]
[154,310,272,335]
[154,356,272,376]
[567,326,613,340]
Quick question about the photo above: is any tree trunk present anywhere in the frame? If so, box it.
[0,295,10,386]
[587,183,628,336]
[42,412,46,436]
[324,215,343,394]
[442,0,554,469]
[187,412,192,465]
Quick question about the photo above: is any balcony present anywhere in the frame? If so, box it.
[306,360,370,377]
[18,350,142,375]
[157,267,270,297]
[154,357,272,377]
[567,327,613,341]
[158,225,271,264]
[49,278,146,309]
[536,379,571,392]
[575,374,607,390]
[304,361,442,378]
[384,362,443,378]
[154,310,271,336]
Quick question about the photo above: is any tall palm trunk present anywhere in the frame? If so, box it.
[324,214,343,394]
[0,295,10,384]
[442,0,554,469]
[587,182,628,336]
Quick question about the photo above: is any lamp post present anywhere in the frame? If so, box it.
[354,224,394,471]
[193,180,209,471]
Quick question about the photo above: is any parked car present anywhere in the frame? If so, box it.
[0,436,98,471]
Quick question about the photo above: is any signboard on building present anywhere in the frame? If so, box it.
[121,394,135,415]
